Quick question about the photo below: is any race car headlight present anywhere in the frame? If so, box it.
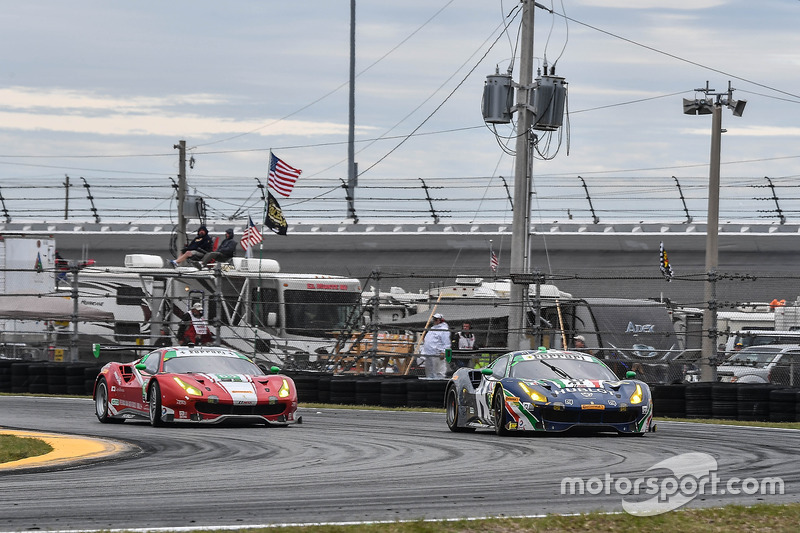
[278,378,291,398]
[519,382,547,403]
[173,376,203,397]
[629,384,643,405]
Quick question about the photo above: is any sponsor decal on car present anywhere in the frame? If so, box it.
[581,404,605,410]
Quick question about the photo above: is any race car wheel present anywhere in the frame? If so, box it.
[492,387,511,436]
[94,378,123,424]
[149,380,164,427]
[445,386,474,433]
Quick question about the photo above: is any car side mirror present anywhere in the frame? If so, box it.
[270,365,281,374]
[626,370,636,379]
[135,363,146,371]
[480,368,494,376]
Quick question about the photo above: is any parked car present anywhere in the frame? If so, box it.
[717,344,800,385]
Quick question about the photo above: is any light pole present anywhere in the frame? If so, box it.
[683,81,746,381]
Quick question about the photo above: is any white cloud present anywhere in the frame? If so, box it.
[0,110,367,138]
[0,87,224,111]
[682,125,800,137]
[575,0,728,9]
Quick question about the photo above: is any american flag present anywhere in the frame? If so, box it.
[240,216,263,251]
[268,153,302,198]
[490,250,499,272]
[659,241,673,281]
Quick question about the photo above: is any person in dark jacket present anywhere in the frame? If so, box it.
[201,228,237,267]
[171,226,213,267]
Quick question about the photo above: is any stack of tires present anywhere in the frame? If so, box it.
[379,379,407,407]
[651,384,685,418]
[329,377,358,405]
[0,359,15,392]
[736,384,772,421]
[426,380,448,408]
[27,362,50,394]
[684,383,713,419]
[355,379,382,405]
[290,373,320,403]
[711,383,738,420]
[405,380,428,407]
[10,362,30,393]
[317,376,331,404]
[769,388,800,422]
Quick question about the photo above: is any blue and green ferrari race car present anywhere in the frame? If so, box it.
[445,348,655,436]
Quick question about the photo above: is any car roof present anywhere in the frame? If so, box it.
[507,349,599,362]
[738,344,800,353]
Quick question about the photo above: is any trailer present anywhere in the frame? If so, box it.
[55,254,363,364]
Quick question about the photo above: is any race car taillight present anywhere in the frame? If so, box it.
[173,376,203,396]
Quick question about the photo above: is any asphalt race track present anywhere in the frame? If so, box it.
[1,396,799,532]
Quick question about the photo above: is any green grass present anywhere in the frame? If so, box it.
[70,503,800,532]
[0,434,52,463]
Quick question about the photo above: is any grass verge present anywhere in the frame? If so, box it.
[54,503,800,532]
[0,434,52,463]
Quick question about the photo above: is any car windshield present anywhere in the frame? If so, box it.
[724,348,780,368]
[163,355,263,375]
[509,357,618,381]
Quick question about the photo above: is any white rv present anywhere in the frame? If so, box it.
[56,254,362,364]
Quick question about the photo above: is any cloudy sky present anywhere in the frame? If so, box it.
[0,1,798,224]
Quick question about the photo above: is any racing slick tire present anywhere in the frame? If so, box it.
[492,386,511,436]
[94,377,124,424]
[445,386,474,433]
[149,380,165,427]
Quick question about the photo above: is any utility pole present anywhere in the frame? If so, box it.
[63,174,70,220]
[174,140,187,252]
[347,0,357,222]
[702,103,722,382]
[508,0,535,350]
[683,81,747,381]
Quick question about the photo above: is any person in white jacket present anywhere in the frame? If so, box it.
[421,313,450,379]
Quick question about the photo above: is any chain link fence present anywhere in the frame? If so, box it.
[3,264,800,386]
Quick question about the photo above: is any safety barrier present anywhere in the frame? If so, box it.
[3,359,800,419]
[652,383,800,422]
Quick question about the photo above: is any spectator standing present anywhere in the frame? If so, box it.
[456,322,475,350]
[421,312,449,379]
[177,303,213,345]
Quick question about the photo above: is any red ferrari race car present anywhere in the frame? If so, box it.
[93,345,299,426]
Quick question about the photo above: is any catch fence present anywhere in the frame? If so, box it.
[2,265,800,386]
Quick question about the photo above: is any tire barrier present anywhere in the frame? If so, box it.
[651,383,685,418]
[769,388,799,423]
[684,383,713,419]
[2,361,103,396]
[711,383,738,420]
[6,363,800,420]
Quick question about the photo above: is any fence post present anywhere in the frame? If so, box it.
[70,264,80,362]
